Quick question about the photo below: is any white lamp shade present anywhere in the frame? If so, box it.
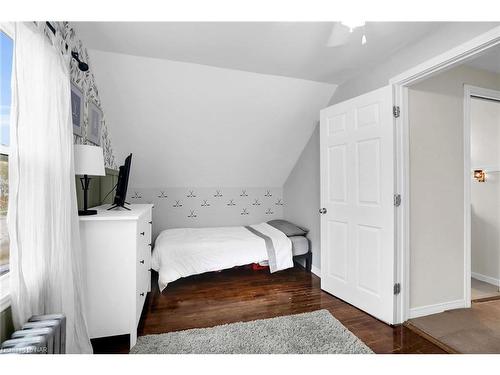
[74,145,105,176]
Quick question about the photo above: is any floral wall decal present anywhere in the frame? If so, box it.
[54,22,117,169]
[126,187,283,238]
[275,199,284,206]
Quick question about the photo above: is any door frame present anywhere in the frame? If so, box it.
[389,26,500,323]
[464,85,500,305]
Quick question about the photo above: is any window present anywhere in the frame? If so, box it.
[0,28,13,277]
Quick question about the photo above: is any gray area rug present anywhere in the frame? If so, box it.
[130,309,373,354]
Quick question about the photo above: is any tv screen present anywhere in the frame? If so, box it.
[110,153,132,210]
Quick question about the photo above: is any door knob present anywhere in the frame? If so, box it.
[319,208,327,214]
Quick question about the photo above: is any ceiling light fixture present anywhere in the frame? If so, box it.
[340,20,366,33]
[326,20,367,47]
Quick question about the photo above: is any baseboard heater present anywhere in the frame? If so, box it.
[0,314,66,354]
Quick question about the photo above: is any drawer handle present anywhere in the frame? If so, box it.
[140,260,145,264]
[140,292,145,297]
[148,221,152,224]
[140,232,145,236]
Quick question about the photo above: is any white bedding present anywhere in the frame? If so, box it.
[151,223,293,291]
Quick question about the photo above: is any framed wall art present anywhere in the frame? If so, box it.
[71,82,83,137]
[87,100,103,145]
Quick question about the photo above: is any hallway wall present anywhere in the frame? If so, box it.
[408,65,500,311]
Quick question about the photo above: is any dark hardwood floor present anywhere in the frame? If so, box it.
[91,266,445,354]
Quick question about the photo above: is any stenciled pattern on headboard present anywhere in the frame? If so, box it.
[127,187,284,238]
[51,22,117,170]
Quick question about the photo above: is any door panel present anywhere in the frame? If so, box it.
[328,220,348,282]
[328,144,347,203]
[320,85,395,324]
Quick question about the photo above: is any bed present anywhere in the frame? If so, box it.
[151,220,310,291]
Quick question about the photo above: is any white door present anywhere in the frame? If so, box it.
[320,86,396,324]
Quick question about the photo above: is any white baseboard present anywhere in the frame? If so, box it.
[472,272,500,287]
[408,299,466,319]
[293,257,320,278]
[311,265,321,278]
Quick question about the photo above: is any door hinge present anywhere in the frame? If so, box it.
[393,194,401,207]
[393,105,400,118]
[394,283,401,295]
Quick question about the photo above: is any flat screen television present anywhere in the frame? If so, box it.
[108,153,132,210]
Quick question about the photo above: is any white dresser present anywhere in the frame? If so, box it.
[79,204,153,348]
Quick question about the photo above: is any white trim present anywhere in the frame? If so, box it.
[293,257,320,277]
[0,273,10,311]
[0,22,13,157]
[393,83,409,325]
[408,299,467,319]
[390,26,500,86]
[464,85,472,308]
[0,21,14,38]
[472,272,500,287]
[0,21,14,313]
[391,25,500,323]
[311,265,321,278]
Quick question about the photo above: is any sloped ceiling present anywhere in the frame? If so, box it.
[89,49,336,188]
[74,22,444,84]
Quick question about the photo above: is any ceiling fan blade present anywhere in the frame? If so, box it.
[326,23,350,47]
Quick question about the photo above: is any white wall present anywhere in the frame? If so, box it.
[471,97,500,283]
[408,65,500,309]
[89,49,335,188]
[283,23,500,276]
[89,49,334,231]
[329,22,499,105]
[127,187,283,239]
[283,125,321,270]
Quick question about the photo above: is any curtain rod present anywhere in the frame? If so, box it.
[45,21,89,72]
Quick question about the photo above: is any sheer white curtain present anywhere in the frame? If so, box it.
[8,22,92,354]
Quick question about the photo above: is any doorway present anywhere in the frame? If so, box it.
[466,86,500,302]
[399,43,500,354]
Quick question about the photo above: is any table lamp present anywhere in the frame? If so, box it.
[74,145,105,216]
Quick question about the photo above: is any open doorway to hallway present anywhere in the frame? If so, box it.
[470,93,500,302]
[404,43,500,353]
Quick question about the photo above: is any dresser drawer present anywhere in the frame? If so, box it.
[136,285,147,325]
[137,211,152,294]
[137,211,152,249]
[136,257,149,321]
[136,241,151,269]
[137,219,152,248]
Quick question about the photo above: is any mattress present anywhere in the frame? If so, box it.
[152,223,294,291]
[290,236,309,256]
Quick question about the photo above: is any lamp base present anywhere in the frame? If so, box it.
[78,209,97,216]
